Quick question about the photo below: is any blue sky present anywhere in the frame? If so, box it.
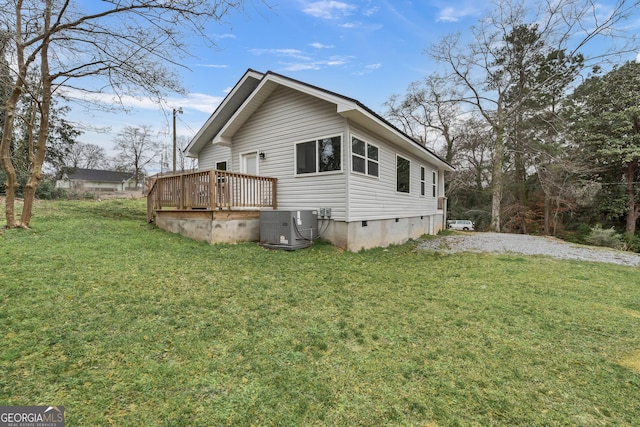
[65,0,640,159]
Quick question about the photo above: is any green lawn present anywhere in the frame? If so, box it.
[1,199,639,426]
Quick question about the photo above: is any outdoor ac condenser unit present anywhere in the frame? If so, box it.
[259,210,318,250]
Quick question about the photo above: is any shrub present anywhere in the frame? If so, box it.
[562,223,592,244]
[0,173,71,200]
[35,179,68,200]
[620,233,640,253]
[585,225,624,250]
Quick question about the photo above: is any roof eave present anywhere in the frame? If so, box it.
[338,106,454,171]
[184,69,265,157]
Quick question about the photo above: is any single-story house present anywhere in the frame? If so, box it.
[147,69,454,251]
[57,168,137,192]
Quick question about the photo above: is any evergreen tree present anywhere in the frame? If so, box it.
[568,61,640,234]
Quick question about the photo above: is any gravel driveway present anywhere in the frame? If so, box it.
[418,232,640,267]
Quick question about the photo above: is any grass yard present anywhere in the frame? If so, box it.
[1,199,639,426]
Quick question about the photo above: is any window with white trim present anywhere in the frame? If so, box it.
[432,171,437,197]
[216,161,227,171]
[296,136,342,174]
[420,166,426,196]
[351,136,379,177]
[396,155,410,193]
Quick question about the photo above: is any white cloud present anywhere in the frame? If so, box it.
[363,6,379,17]
[61,87,160,110]
[353,63,382,76]
[435,3,480,23]
[180,93,225,113]
[437,9,459,23]
[214,33,237,39]
[196,64,229,69]
[249,48,312,61]
[281,63,321,72]
[326,59,347,66]
[302,1,356,20]
[310,42,334,49]
[636,51,640,63]
[61,87,222,114]
[280,55,351,72]
[321,56,350,67]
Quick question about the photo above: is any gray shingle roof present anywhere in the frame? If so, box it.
[67,168,135,182]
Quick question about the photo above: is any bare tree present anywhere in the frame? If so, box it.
[66,142,108,170]
[428,0,640,232]
[0,0,246,228]
[113,125,160,188]
[384,74,462,163]
[176,135,198,172]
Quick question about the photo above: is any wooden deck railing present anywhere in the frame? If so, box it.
[147,170,277,222]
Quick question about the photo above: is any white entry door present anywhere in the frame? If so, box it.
[241,152,259,206]
[242,152,258,175]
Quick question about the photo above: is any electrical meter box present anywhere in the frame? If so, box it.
[259,210,318,250]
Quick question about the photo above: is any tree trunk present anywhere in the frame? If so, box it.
[1,0,28,228]
[0,151,18,228]
[20,1,52,228]
[543,194,551,235]
[514,152,527,234]
[490,127,505,232]
[21,136,47,228]
[625,160,638,235]
[1,87,23,228]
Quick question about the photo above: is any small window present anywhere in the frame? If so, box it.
[216,161,227,171]
[420,166,426,197]
[351,136,379,177]
[432,171,437,197]
[296,136,342,174]
[396,155,410,193]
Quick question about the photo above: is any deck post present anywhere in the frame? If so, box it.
[179,174,185,210]
[209,170,216,209]
[147,188,154,222]
[272,180,277,209]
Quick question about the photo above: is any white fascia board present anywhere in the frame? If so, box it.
[339,105,454,172]
[212,135,232,147]
[211,77,283,148]
[184,69,264,155]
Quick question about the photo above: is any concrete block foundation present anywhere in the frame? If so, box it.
[153,210,444,251]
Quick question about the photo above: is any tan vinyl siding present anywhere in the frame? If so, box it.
[231,86,348,219]
[347,124,440,221]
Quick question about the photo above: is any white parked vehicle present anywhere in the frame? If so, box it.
[447,220,475,231]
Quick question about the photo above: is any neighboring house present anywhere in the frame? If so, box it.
[57,168,137,192]
[149,69,454,251]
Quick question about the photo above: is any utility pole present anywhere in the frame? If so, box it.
[172,107,183,174]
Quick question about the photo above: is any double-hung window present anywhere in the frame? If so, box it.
[420,167,426,196]
[351,136,379,177]
[296,136,342,174]
[432,171,437,197]
[396,155,410,193]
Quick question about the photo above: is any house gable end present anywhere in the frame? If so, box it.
[185,69,264,156]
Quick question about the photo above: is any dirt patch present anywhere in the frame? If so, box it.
[619,350,640,373]
[85,190,145,200]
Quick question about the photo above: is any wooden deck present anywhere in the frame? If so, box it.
[146,170,277,222]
